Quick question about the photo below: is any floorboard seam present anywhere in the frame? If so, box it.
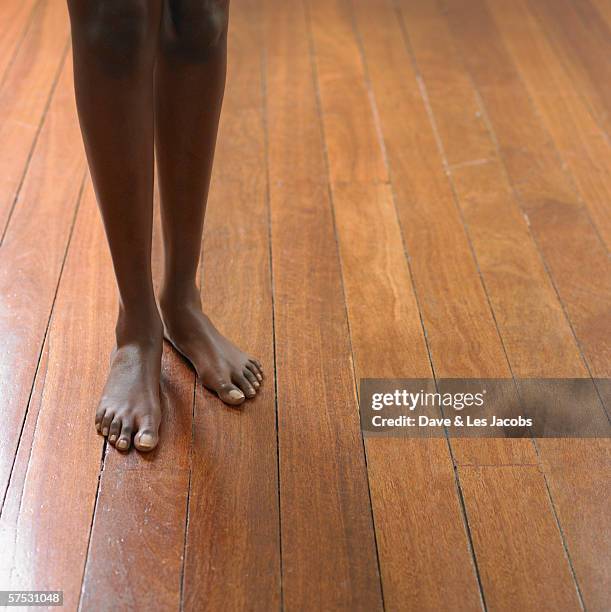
[260,6,284,608]
[178,377,197,612]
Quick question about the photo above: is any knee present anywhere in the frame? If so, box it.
[70,0,152,77]
[161,1,229,63]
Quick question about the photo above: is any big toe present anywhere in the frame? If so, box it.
[134,416,160,452]
[215,381,246,406]
[134,429,158,452]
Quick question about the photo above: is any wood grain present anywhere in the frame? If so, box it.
[81,469,190,612]
[309,1,484,609]
[0,55,86,506]
[367,1,594,607]
[488,0,611,252]
[0,336,49,586]
[6,181,111,609]
[542,465,611,612]
[419,2,610,608]
[444,0,611,381]
[0,0,71,234]
[459,466,581,611]
[527,0,611,138]
[0,0,38,87]
[265,1,383,608]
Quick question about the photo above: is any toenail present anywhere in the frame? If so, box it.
[139,433,154,447]
[117,439,128,450]
[109,434,117,443]
[229,389,244,400]
[102,427,109,436]
[254,381,260,388]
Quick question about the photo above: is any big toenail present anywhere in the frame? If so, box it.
[229,390,244,400]
[139,433,154,447]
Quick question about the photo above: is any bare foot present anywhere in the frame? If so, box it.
[96,316,163,452]
[160,293,263,406]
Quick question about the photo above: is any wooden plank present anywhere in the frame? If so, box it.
[308,1,484,609]
[541,465,611,612]
[444,0,611,381]
[307,0,387,184]
[366,438,485,611]
[488,0,611,252]
[0,0,71,234]
[6,181,111,609]
[0,55,86,505]
[0,338,49,585]
[80,467,190,611]
[264,1,383,608]
[527,0,611,138]
[0,0,38,86]
[459,466,581,611]
[181,1,281,609]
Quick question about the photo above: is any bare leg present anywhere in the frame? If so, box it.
[68,0,163,451]
[155,0,263,406]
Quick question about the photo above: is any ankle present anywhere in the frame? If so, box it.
[115,305,163,348]
[159,283,201,316]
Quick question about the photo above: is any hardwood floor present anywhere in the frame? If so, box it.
[0,0,608,610]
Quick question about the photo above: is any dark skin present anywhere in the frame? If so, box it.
[67,0,263,453]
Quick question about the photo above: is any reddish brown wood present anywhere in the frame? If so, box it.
[265,1,383,608]
[6,182,111,609]
[0,0,38,86]
[459,466,582,611]
[0,56,86,505]
[444,0,611,380]
[0,0,71,233]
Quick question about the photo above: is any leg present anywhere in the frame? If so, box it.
[68,0,163,451]
[155,0,263,405]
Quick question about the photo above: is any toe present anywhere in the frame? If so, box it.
[247,361,263,382]
[214,381,246,406]
[95,404,106,432]
[101,411,114,437]
[134,430,158,452]
[134,416,159,452]
[244,368,259,390]
[116,423,132,452]
[233,372,256,398]
[108,417,121,445]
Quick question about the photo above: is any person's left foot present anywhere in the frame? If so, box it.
[160,291,263,406]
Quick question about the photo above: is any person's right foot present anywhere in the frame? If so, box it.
[96,317,163,452]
